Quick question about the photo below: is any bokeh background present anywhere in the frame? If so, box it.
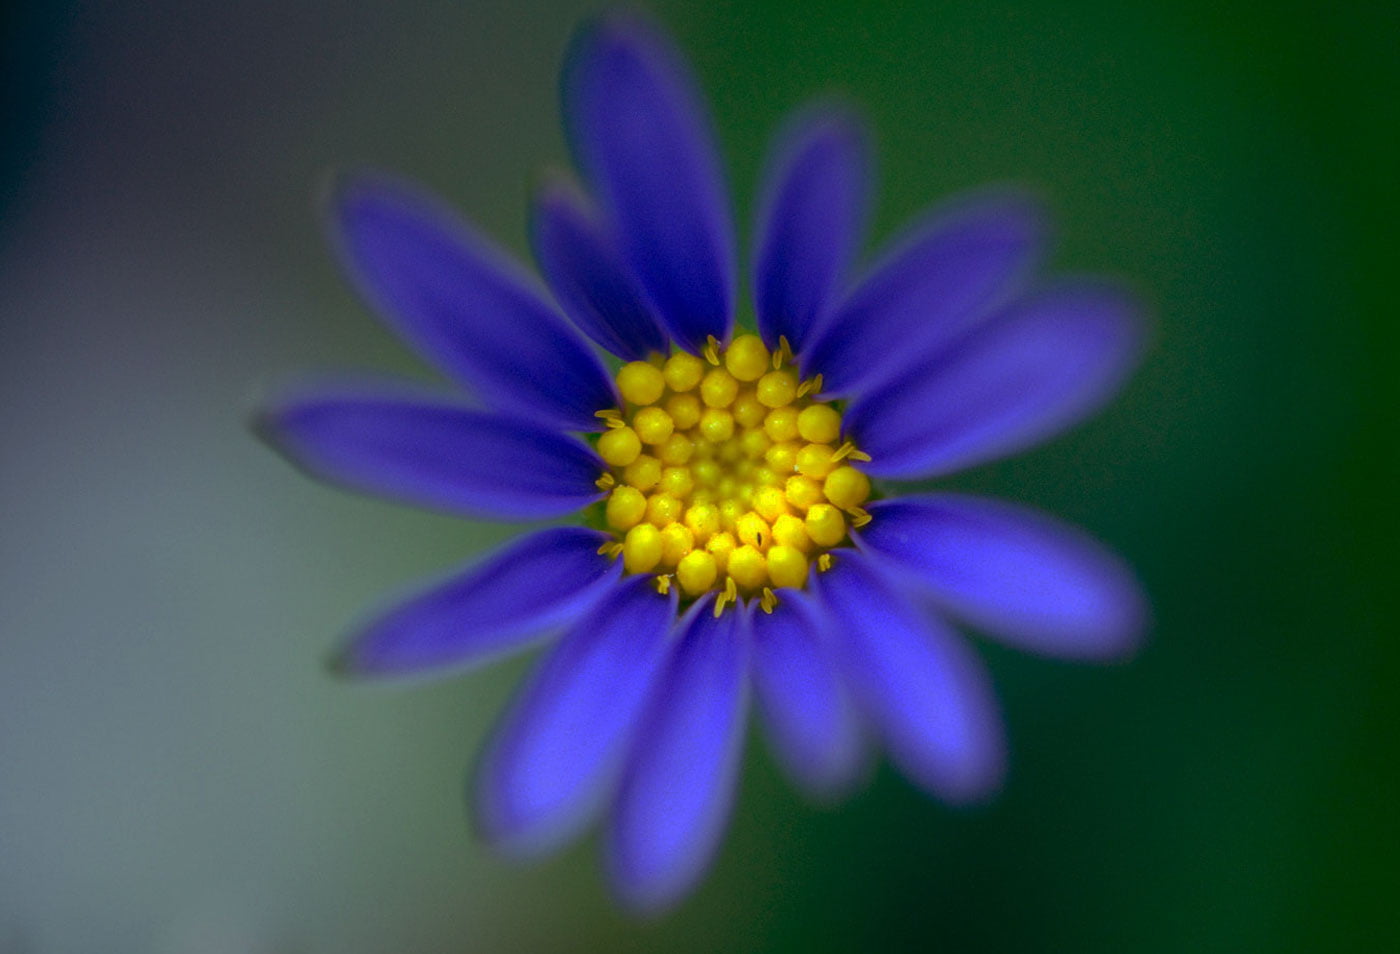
[2,0,1395,951]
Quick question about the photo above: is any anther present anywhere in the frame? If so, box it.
[594,473,616,492]
[703,335,722,366]
[759,587,778,614]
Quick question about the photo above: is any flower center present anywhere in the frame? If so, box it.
[593,333,872,614]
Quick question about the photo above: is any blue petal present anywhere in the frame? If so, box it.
[857,495,1148,660]
[608,597,749,913]
[475,577,677,858]
[561,15,735,353]
[800,190,1046,396]
[256,385,603,520]
[329,174,616,431]
[332,527,622,678]
[752,104,872,354]
[814,552,1004,802]
[847,281,1146,479]
[529,180,670,360]
[751,593,865,800]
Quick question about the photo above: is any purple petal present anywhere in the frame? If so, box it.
[529,180,670,360]
[751,593,865,800]
[562,15,734,353]
[332,527,622,678]
[608,597,749,913]
[858,495,1147,659]
[814,551,1005,802]
[800,190,1046,396]
[847,281,1146,479]
[476,577,677,858]
[329,174,616,431]
[752,104,872,354]
[256,385,602,520]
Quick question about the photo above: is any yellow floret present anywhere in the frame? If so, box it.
[657,433,695,465]
[664,392,701,430]
[766,545,808,589]
[772,513,811,550]
[739,428,772,460]
[764,441,799,473]
[632,406,675,445]
[622,454,661,492]
[705,531,736,570]
[676,550,718,595]
[659,465,695,499]
[645,492,683,527]
[824,465,872,509]
[605,486,647,530]
[597,426,642,466]
[763,406,800,442]
[797,404,842,444]
[805,503,847,547]
[727,545,768,589]
[732,390,767,429]
[659,523,695,567]
[752,485,789,523]
[663,351,705,392]
[784,474,824,511]
[756,369,799,408]
[684,503,720,541]
[617,361,665,406]
[699,407,735,443]
[724,334,770,382]
[795,442,838,478]
[623,524,662,573]
[735,511,772,550]
[700,367,739,408]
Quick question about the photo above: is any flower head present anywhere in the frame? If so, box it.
[258,13,1147,913]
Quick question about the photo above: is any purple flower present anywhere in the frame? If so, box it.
[258,13,1147,913]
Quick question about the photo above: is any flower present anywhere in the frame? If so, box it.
[257,13,1148,913]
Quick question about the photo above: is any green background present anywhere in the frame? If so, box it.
[2,0,1394,950]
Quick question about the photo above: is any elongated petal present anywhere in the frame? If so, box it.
[476,577,677,858]
[530,180,670,360]
[752,105,871,354]
[800,191,1045,396]
[751,593,864,799]
[256,387,602,520]
[847,282,1145,479]
[858,495,1147,659]
[609,598,749,913]
[815,552,1004,802]
[332,527,622,678]
[329,175,615,430]
[562,15,734,353]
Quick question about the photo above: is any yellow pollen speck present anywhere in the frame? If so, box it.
[595,340,873,608]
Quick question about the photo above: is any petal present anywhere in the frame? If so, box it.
[847,281,1146,479]
[814,552,1004,802]
[752,104,872,354]
[800,190,1046,396]
[562,15,734,353]
[328,174,615,431]
[857,495,1148,659]
[608,597,749,913]
[751,593,865,800]
[332,527,622,678]
[256,385,602,520]
[529,180,670,360]
[475,576,677,858]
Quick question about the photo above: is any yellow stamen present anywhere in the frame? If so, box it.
[759,587,778,614]
[703,335,722,366]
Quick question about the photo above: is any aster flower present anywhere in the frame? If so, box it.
[258,14,1147,913]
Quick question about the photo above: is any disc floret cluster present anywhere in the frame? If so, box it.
[594,333,872,613]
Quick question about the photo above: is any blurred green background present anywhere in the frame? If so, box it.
[2,0,1395,951]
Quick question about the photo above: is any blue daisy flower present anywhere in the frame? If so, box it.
[258,13,1148,913]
